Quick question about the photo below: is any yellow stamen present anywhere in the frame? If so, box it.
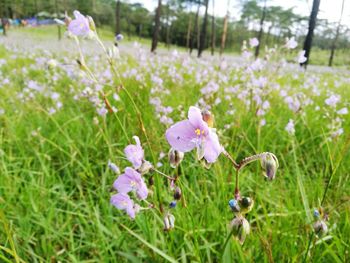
[195,129,201,136]
[130,181,136,187]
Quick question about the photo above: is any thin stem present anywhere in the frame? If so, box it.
[153,168,176,181]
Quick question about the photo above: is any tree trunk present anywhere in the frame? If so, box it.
[186,2,192,50]
[55,0,61,40]
[115,0,121,35]
[198,0,209,58]
[190,3,200,54]
[328,0,345,67]
[255,0,267,58]
[220,0,230,56]
[210,0,215,55]
[151,0,162,53]
[301,0,321,68]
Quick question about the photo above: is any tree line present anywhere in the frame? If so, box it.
[0,0,349,66]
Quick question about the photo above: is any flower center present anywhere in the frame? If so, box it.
[122,201,127,206]
[195,128,204,136]
[130,181,136,187]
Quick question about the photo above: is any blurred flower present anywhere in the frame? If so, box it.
[124,136,144,169]
[108,160,120,174]
[297,50,307,64]
[285,37,298,49]
[165,106,222,163]
[110,193,140,219]
[68,10,91,37]
[313,220,328,237]
[113,167,148,200]
[115,34,124,41]
[249,38,259,48]
[285,119,295,135]
[325,94,341,107]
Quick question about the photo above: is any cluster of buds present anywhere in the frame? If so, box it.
[313,208,329,237]
[228,197,254,244]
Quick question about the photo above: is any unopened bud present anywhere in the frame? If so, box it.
[64,11,72,26]
[229,199,240,213]
[229,215,250,245]
[260,153,279,180]
[86,16,96,32]
[168,148,184,168]
[174,187,182,200]
[148,176,154,186]
[239,197,254,214]
[169,201,177,208]
[108,160,120,174]
[138,160,153,175]
[313,220,328,237]
[115,34,124,42]
[202,110,214,128]
[163,212,175,231]
[313,209,320,219]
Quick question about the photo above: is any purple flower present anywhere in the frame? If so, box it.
[68,11,91,36]
[124,136,144,169]
[113,167,148,200]
[110,193,140,219]
[165,106,222,163]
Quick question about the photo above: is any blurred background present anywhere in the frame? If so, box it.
[0,0,349,66]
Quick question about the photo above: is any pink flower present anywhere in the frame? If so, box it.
[113,167,148,200]
[124,136,144,169]
[68,11,91,36]
[165,106,222,163]
[110,193,140,219]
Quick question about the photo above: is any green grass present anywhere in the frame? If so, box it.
[0,28,350,262]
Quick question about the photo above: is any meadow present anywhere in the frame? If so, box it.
[0,25,350,262]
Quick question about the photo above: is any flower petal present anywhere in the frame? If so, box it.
[203,131,222,163]
[166,120,196,152]
[188,106,203,127]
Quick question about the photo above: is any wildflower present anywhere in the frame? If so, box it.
[115,34,124,42]
[110,193,140,219]
[113,167,148,200]
[163,212,175,231]
[168,148,184,168]
[285,119,295,135]
[297,50,307,64]
[124,136,144,169]
[337,107,348,115]
[325,94,341,107]
[108,160,120,174]
[138,160,153,175]
[249,38,259,48]
[169,201,177,208]
[260,153,279,180]
[68,11,91,37]
[165,106,222,163]
[229,215,250,245]
[285,37,298,49]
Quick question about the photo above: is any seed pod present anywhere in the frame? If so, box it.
[229,215,250,245]
[168,148,184,168]
[202,110,214,128]
[229,199,240,213]
[239,197,254,214]
[260,153,279,180]
[174,187,182,200]
[313,220,328,237]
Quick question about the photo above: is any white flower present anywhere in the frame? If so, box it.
[337,107,348,115]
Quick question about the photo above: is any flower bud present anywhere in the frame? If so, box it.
[169,201,177,208]
[138,160,153,175]
[201,110,214,128]
[174,187,182,200]
[86,16,96,32]
[163,212,175,231]
[313,220,328,237]
[148,176,154,186]
[108,160,120,174]
[313,209,320,219]
[260,153,279,180]
[229,215,250,245]
[168,148,184,168]
[229,199,240,213]
[239,197,254,214]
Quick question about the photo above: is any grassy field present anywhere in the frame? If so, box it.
[0,26,350,262]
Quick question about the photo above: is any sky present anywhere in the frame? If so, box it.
[128,0,350,27]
